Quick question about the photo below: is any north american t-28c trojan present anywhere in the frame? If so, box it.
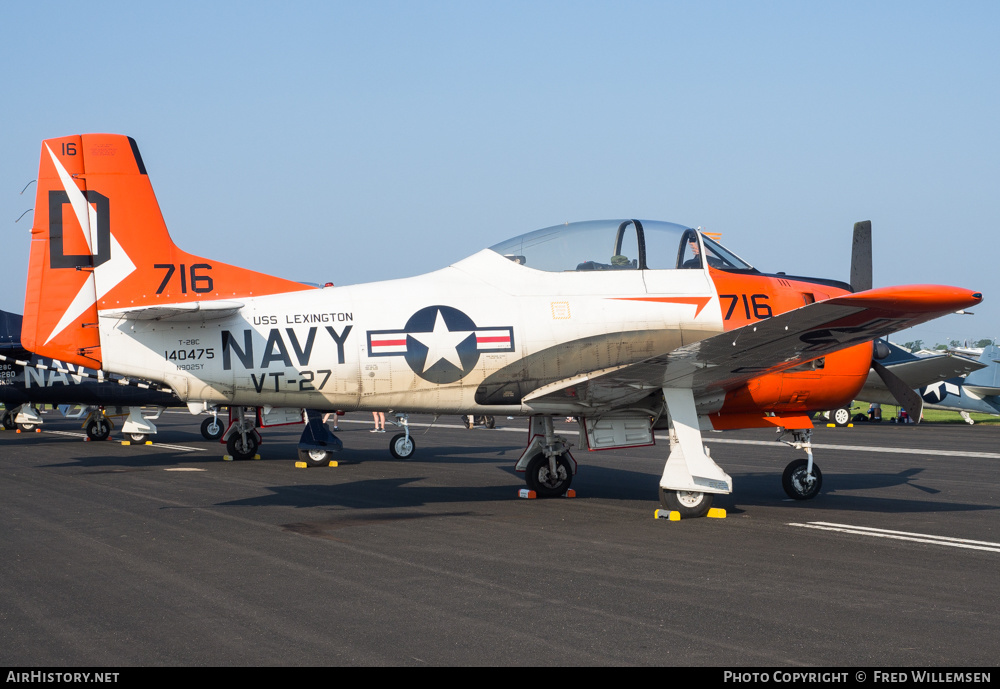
[20,134,982,516]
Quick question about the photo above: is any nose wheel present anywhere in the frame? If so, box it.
[782,458,823,500]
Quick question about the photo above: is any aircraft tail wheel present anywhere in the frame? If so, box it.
[525,453,573,497]
[389,433,416,459]
[226,432,259,461]
[298,448,333,467]
[782,458,823,500]
[85,418,112,441]
[201,417,224,440]
[658,487,714,518]
[832,408,851,427]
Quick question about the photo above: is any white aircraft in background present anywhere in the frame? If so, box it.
[19,134,982,516]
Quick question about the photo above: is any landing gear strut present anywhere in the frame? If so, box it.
[658,388,732,516]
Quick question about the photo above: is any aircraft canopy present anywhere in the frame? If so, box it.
[489,219,755,273]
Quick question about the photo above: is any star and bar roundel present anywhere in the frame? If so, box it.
[367,306,514,384]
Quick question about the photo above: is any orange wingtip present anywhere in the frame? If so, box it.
[830,285,982,313]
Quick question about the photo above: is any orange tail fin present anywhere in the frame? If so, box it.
[23,134,312,369]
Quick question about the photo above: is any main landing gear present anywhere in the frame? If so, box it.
[657,388,732,517]
[85,414,112,441]
[296,409,344,466]
[515,416,576,497]
[222,407,263,461]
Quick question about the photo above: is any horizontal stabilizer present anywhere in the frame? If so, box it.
[963,385,1000,399]
[101,301,245,322]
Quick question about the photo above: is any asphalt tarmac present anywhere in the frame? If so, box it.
[1,412,997,666]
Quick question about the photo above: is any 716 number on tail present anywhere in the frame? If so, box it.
[155,263,214,294]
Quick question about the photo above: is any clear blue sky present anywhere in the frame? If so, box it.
[2,1,996,347]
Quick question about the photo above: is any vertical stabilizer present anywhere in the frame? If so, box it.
[23,134,313,369]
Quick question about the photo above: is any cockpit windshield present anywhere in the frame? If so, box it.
[488,219,755,273]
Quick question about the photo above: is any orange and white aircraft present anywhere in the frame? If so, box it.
[21,134,983,516]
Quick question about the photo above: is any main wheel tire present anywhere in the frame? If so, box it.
[226,432,259,461]
[2,413,15,430]
[782,458,823,500]
[201,417,224,441]
[484,416,496,429]
[126,432,149,444]
[85,418,112,441]
[298,448,332,467]
[525,453,573,497]
[17,423,38,432]
[658,487,714,518]
[389,433,416,459]
[832,407,851,427]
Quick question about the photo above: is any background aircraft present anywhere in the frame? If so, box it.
[852,341,1000,423]
[0,308,203,441]
[19,134,982,517]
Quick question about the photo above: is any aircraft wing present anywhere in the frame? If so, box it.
[523,285,981,411]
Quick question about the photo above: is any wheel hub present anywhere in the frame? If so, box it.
[538,465,566,489]
[675,490,705,508]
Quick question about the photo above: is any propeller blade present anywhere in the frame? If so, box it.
[851,220,872,292]
[872,359,924,423]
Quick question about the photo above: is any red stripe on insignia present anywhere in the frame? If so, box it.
[476,336,509,343]
[373,338,407,346]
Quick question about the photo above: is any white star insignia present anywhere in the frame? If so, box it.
[409,309,472,373]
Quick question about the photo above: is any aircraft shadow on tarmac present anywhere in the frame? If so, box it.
[718,469,998,515]
[215,463,999,517]
[9,425,995,516]
[217,477,518,511]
